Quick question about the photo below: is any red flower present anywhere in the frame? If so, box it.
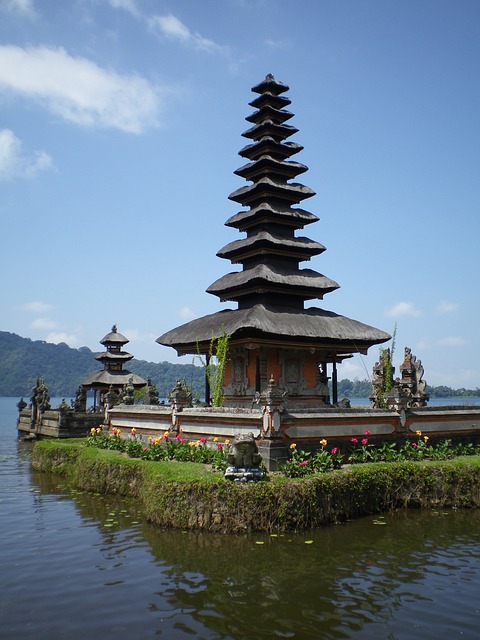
[299,460,309,466]
[216,443,223,450]
[200,437,207,444]
[351,437,358,444]
[361,438,368,446]
[412,442,418,448]
[364,430,370,436]
[331,447,338,455]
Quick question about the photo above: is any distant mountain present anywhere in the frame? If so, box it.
[2,331,477,401]
[0,331,205,398]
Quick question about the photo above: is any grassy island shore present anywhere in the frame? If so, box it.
[32,439,480,534]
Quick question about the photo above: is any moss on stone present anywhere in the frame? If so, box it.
[32,440,480,534]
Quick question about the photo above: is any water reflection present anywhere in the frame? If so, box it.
[29,467,480,640]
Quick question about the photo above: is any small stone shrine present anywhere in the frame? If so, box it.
[80,325,146,410]
[158,75,390,408]
[370,346,429,410]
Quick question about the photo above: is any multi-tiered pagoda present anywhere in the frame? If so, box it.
[158,75,390,407]
[80,325,146,408]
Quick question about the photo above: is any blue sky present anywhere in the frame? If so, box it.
[1,0,479,388]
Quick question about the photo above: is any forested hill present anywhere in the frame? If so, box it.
[0,331,205,398]
[1,331,478,400]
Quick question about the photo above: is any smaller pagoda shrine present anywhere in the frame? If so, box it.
[80,325,146,409]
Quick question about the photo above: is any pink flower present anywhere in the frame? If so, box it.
[216,443,223,450]
[331,447,338,455]
[299,460,309,466]
[200,437,207,444]
[412,442,418,448]
[351,437,358,444]
[364,430,370,436]
[361,438,368,446]
[175,434,183,442]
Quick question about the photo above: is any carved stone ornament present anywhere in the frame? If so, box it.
[224,432,266,482]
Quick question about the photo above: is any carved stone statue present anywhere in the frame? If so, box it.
[371,346,429,410]
[224,432,266,482]
[123,377,135,405]
[74,385,87,412]
[30,377,50,427]
[105,385,120,409]
[145,377,160,405]
[398,347,429,407]
[258,375,287,437]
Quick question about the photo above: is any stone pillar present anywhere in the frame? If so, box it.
[168,380,192,434]
[259,375,287,438]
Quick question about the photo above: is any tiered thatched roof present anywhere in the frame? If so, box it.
[157,75,389,356]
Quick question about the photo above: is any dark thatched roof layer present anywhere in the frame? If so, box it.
[80,370,146,388]
[225,203,318,230]
[217,231,325,262]
[207,264,339,300]
[157,304,391,356]
[94,351,133,363]
[229,177,315,205]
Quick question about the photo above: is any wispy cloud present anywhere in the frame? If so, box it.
[0,45,165,133]
[30,317,60,330]
[385,301,422,318]
[436,301,459,314]
[148,13,226,54]
[0,129,53,181]
[179,306,196,320]
[20,301,53,313]
[107,0,140,18]
[46,331,80,347]
[437,336,466,347]
[1,0,36,19]
[265,37,294,50]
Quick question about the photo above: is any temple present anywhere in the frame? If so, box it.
[17,76,480,468]
[158,75,390,407]
[80,325,146,409]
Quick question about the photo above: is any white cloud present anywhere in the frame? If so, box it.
[0,45,165,133]
[179,306,196,320]
[123,327,157,343]
[46,332,80,348]
[148,13,225,53]
[437,336,466,347]
[30,317,60,330]
[415,340,430,351]
[436,301,459,314]
[337,359,364,379]
[108,0,139,17]
[265,38,293,50]
[1,0,36,19]
[0,129,53,180]
[20,301,53,313]
[385,301,422,318]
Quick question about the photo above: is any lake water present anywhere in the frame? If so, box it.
[2,396,480,639]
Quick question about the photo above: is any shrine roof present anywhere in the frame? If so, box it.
[225,204,318,229]
[94,351,133,362]
[229,177,315,205]
[216,232,326,261]
[206,264,339,300]
[251,75,289,95]
[157,305,391,356]
[100,325,129,346]
[79,370,146,389]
